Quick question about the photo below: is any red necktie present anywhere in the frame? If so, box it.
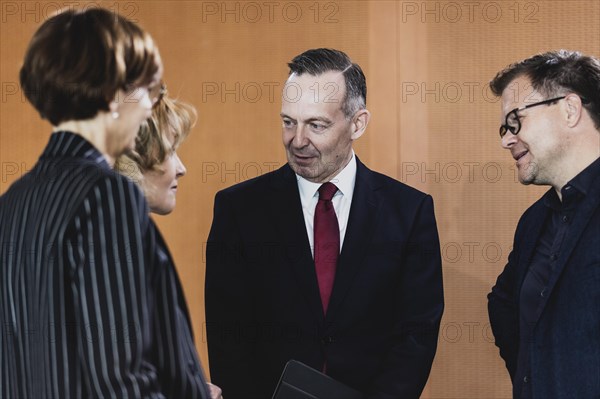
[314,182,339,314]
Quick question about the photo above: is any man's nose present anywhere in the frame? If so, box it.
[292,126,309,148]
[501,131,518,149]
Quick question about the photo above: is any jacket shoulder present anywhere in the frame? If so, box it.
[365,166,432,202]
[215,164,292,199]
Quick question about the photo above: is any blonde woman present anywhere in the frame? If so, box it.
[116,94,223,399]
[117,92,194,215]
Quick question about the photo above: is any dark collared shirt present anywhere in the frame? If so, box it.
[515,157,600,397]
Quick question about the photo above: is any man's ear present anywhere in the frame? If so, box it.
[564,94,584,128]
[351,109,370,140]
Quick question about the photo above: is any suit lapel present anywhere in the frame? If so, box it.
[268,164,324,322]
[326,158,380,319]
[515,202,549,292]
[532,174,600,326]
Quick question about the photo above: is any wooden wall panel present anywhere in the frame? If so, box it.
[1,1,598,397]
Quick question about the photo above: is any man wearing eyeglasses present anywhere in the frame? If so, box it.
[487,50,600,398]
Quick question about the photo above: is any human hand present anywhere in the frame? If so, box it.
[208,382,223,399]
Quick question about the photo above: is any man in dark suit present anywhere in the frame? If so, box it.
[488,50,600,398]
[205,48,444,398]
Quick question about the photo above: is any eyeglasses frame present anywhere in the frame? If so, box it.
[499,96,566,139]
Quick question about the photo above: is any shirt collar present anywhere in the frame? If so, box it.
[544,156,600,209]
[296,150,357,202]
[565,156,600,197]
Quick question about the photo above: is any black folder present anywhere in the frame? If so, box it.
[272,360,364,399]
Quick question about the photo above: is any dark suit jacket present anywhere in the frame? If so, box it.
[0,131,210,398]
[488,163,600,398]
[205,158,444,398]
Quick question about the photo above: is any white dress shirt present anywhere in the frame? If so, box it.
[296,151,357,258]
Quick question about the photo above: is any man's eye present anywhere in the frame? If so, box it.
[507,112,519,126]
[310,123,326,131]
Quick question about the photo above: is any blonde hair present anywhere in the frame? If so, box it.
[115,95,197,182]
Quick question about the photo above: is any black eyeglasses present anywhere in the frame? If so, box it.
[499,96,565,138]
[149,82,167,108]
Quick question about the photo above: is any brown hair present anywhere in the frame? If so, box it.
[490,50,600,129]
[19,8,161,126]
[115,95,197,180]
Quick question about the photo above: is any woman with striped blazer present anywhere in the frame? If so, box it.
[0,8,211,398]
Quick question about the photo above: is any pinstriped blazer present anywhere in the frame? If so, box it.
[0,131,210,398]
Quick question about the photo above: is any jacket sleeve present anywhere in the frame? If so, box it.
[488,228,522,380]
[368,195,444,399]
[205,190,259,399]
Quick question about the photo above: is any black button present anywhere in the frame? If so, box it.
[523,376,529,383]
[562,215,569,223]
[550,253,558,261]
[540,288,546,297]
[322,336,336,344]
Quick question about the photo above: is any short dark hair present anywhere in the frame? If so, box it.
[490,50,600,129]
[288,48,366,118]
[20,8,161,126]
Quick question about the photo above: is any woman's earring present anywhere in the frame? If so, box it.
[112,111,119,119]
